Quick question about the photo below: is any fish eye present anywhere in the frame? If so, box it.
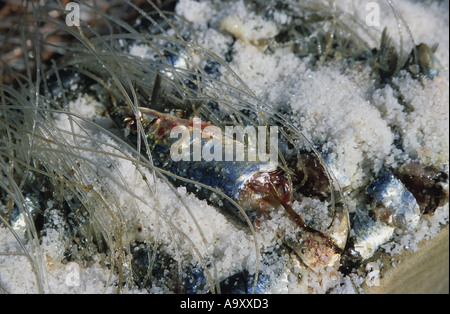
[294,243,307,256]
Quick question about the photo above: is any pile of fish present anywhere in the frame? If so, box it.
[0,0,448,293]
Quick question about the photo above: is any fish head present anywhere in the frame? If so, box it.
[237,167,292,229]
[285,231,341,271]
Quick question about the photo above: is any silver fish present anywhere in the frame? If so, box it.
[110,105,349,271]
[366,171,421,230]
[350,209,395,261]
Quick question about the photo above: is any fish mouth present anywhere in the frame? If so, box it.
[282,176,350,269]
[284,228,343,270]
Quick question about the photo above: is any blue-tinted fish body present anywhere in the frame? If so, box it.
[110,106,290,228]
[366,171,421,230]
[351,209,395,260]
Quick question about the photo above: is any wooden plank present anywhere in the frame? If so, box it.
[364,225,449,294]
